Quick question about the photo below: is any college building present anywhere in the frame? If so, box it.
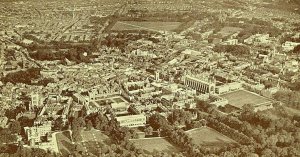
[184,74,216,94]
[116,114,146,128]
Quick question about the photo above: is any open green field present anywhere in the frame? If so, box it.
[130,137,180,154]
[80,129,111,156]
[56,130,111,156]
[220,90,271,109]
[262,105,300,120]
[186,127,237,148]
[218,27,243,36]
[56,131,74,156]
[111,21,182,32]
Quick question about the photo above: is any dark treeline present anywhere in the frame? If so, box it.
[1,68,41,85]
[213,45,250,56]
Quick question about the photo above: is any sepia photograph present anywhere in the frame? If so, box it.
[0,0,300,156]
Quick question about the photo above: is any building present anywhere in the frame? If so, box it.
[111,102,129,115]
[282,41,300,52]
[184,74,216,94]
[215,82,242,94]
[21,39,34,45]
[244,34,271,45]
[222,39,238,45]
[116,114,146,128]
[24,121,52,145]
[30,93,41,111]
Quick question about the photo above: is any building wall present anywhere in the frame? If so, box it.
[216,82,242,94]
[116,115,146,128]
[184,75,215,94]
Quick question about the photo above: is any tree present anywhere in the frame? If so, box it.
[199,119,207,127]
[72,129,82,142]
[86,120,93,131]
[144,126,153,136]
[293,45,300,54]
[261,148,275,157]
[0,128,18,143]
[72,117,86,130]
[148,113,169,130]
[213,45,250,56]
[9,121,21,134]
[240,104,255,121]
[167,109,192,125]
[31,148,47,157]
[1,68,41,85]
[18,116,34,128]
[53,117,64,131]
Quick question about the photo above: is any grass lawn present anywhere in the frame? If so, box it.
[186,127,237,148]
[130,137,180,154]
[56,131,74,156]
[262,105,300,120]
[218,27,243,36]
[111,21,182,32]
[220,90,271,109]
[284,106,300,116]
[79,129,111,156]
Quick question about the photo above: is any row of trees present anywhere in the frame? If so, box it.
[148,113,205,156]
[196,111,255,145]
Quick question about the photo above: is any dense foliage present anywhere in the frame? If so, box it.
[213,45,250,56]
[1,68,41,84]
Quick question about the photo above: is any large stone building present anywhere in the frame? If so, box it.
[116,114,146,128]
[24,121,52,145]
[184,74,216,94]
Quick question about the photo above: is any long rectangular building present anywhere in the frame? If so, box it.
[184,75,216,94]
[116,114,146,128]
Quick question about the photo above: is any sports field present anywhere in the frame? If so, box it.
[220,90,271,109]
[131,137,180,154]
[111,21,182,32]
[56,131,74,156]
[186,127,237,148]
[56,130,111,156]
[80,130,111,156]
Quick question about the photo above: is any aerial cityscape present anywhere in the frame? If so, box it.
[0,0,300,156]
